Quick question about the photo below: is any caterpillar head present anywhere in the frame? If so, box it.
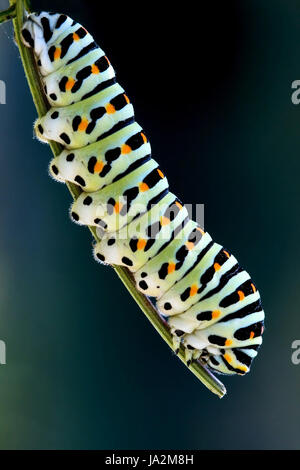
[21,12,68,49]
[21,24,34,49]
[21,12,74,76]
[21,12,55,53]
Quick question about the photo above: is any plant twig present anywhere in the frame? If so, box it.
[0,4,16,24]
[7,0,226,398]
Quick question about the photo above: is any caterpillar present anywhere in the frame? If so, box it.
[21,11,264,376]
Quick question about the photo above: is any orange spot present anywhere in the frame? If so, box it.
[104,55,110,65]
[186,241,194,251]
[114,202,123,213]
[157,168,164,178]
[238,366,248,372]
[94,161,104,173]
[139,182,149,192]
[212,310,221,319]
[225,339,232,347]
[160,216,170,226]
[106,103,115,114]
[250,331,255,339]
[168,263,176,274]
[137,239,147,250]
[214,263,221,271]
[124,94,130,104]
[54,47,61,60]
[73,32,80,41]
[78,118,89,131]
[223,250,230,258]
[261,325,264,334]
[65,78,75,91]
[141,132,147,143]
[251,283,256,293]
[197,227,205,235]
[121,144,131,154]
[91,64,100,74]
[175,201,183,209]
[238,290,245,301]
[190,284,198,297]
[224,353,232,363]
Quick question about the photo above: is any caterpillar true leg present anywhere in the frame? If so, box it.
[21,11,264,377]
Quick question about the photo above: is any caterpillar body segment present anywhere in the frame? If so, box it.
[49,122,151,192]
[133,222,207,298]
[35,82,134,148]
[157,245,238,316]
[93,193,189,272]
[22,11,265,377]
[70,159,169,231]
[43,49,115,107]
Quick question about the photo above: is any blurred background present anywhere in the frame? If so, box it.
[0,0,299,450]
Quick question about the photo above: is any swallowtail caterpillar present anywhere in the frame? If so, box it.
[20,11,264,378]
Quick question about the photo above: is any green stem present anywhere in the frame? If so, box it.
[8,0,226,398]
[0,4,16,24]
